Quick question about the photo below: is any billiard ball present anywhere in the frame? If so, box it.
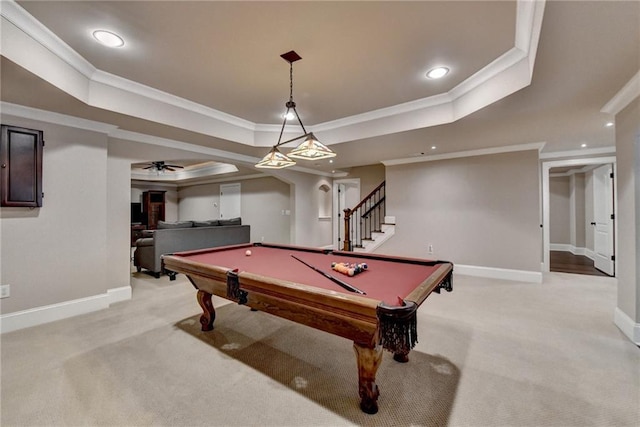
[245,250,252,256]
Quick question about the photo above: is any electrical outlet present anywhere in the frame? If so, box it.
[0,284,10,299]
[428,244,434,255]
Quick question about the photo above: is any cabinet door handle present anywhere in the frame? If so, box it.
[590,222,596,226]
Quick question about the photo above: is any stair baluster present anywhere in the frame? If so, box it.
[342,181,386,252]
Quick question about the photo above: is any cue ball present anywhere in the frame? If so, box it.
[245,250,252,256]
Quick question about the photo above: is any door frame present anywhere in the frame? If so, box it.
[332,178,360,250]
[592,164,615,275]
[542,156,617,272]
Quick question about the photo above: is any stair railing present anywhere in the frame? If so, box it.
[342,181,385,251]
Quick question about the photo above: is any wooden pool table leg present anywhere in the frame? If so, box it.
[393,351,410,363]
[353,342,383,414]
[196,290,216,331]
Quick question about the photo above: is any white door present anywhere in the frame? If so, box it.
[220,183,241,219]
[335,181,360,250]
[593,164,614,275]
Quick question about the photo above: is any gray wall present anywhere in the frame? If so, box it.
[550,176,571,245]
[382,150,541,272]
[178,177,291,244]
[573,173,586,248]
[268,169,334,248]
[615,97,639,323]
[347,164,386,199]
[549,173,589,251]
[0,116,110,313]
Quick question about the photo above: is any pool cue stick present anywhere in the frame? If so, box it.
[291,255,366,295]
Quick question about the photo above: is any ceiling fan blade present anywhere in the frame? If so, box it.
[164,164,184,169]
[143,166,153,169]
[165,167,176,171]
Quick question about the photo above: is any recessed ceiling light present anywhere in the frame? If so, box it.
[283,111,296,120]
[92,30,124,48]
[605,122,614,127]
[581,143,587,148]
[426,67,449,79]
[431,146,437,150]
[329,159,334,164]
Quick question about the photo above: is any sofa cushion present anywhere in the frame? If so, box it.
[141,230,155,238]
[135,237,154,247]
[193,220,220,227]
[157,220,194,229]
[218,217,241,226]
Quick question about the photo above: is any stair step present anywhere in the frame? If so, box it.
[351,223,396,253]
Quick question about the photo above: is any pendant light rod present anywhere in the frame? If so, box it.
[275,130,313,148]
[255,50,336,169]
[274,54,308,147]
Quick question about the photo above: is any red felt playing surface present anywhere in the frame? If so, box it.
[174,244,442,306]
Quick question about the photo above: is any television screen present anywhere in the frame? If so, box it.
[131,202,143,224]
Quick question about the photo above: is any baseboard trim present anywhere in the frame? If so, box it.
[108,286,132,304]
[550,243,573,252]
[550,244,593,259]
[614,307,640,345]
[455,264,543,283]
[0,286,132,334]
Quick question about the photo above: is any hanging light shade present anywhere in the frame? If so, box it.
[288,133,336,160]
[255,146,296,169]
[255,50,336,169]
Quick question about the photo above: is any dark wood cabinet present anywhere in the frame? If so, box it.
[142,190,165,229]
[0,125,44,207]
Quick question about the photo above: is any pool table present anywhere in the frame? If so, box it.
[162,243,453,414]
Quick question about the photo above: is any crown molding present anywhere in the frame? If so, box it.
[174,173,268,188]
[0,102,118,133]
[549,164,600,177]
[1,101,339,178]
[539,146,616,160]
[91,70,256,131]
[1,0,545,148]
[0,0,95,77]
[382,142,546,166]
[130,163,239,183]
[601,70,640,116]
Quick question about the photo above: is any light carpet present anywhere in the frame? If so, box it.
[1,270,638,426]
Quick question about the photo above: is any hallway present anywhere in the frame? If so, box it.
[550,251,610,277]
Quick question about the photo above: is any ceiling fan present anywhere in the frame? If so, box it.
[143,161,184,172]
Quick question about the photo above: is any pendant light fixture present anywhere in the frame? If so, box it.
[255,51,336,169]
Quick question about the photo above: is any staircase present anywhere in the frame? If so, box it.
[353,218,396,253]
[342,181,395,253]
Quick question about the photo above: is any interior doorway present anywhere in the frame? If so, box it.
[542,156,616,275]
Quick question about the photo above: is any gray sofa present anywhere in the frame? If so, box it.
[133,219,250,277]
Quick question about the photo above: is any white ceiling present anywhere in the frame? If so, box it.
[1,0,638,177]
